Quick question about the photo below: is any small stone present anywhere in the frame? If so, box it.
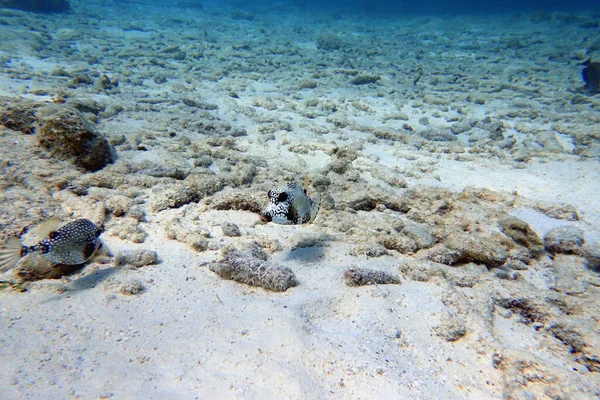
[434,312,467,341]
[544,226,585,255]
[114,250,158,267]
[221,222,242,237]
[119,279,145,295]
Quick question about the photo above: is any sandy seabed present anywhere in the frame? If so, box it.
[0,1,599,398]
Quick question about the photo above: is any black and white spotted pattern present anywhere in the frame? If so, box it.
[28,219,103,265]
[263,181,319,225]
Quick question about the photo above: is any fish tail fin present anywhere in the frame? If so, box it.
[0,238,25,271]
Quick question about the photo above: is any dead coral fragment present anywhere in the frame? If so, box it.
[498,216,544,252]
[0,100,39,134]
[344,268,400,286]
[544,226,584,255]
[118,279,145,295]
[425,233,508,268]
[210,251,297,292]
[433,312,467,342]
[36,104,115,171]
[114,250,158,268]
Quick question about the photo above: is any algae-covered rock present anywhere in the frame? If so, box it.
[498,216,544,252]
[425,233,508,268]
[36,104,116,172]
[316,32,342,51]
[0,100,40,134]
[544,226,584,255]
[210,249,297,292]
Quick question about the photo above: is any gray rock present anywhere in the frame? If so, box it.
[210,250,297,292]
[114,250,158,267]
[419,128,457,142]
[118,279,145,295]
[344,268,400,286]
[544,226,585,254]
[221,222,242,237]
[433,312,467,341]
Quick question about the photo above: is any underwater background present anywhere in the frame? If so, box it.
[1,0,600,399]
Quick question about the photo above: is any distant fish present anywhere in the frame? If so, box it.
[261,181,320,225]
[0,218,103,271]
[582,58,600,94]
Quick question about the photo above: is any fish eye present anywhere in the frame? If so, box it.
[268,190,272,198]
[277,192,288,203]
[304,189,307,194]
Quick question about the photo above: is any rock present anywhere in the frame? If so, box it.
[450,121,472,135]
[316,32,342,51]
[36,104,116,172]
[221,222,242,237]
[433,312,467,341]
[343,268,400,286]
[164,218,210,252]
[118,279,145,295]
[498,216,544,252]
[350,75,380,85]
[0,100,39,134]
[544,226,585,255]
[381,235,419,254]
[110,218,147,243]
[425,233,508,268]
[419,128,457,141]
[395,220,436,250]
[299,79,318,89]
[114,250,158,267]
[399,259,446,282]
[206,189,264,214]
[67,98,105,115]
[150,176,220,212]
[210,250,297,292]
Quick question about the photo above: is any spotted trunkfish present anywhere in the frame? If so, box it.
[0,218,103,271]
[261,181,320,225]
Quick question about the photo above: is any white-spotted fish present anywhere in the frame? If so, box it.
[0,218,103,271]
[261,181,320,225]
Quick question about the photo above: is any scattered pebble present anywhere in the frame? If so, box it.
[114,250,158,268]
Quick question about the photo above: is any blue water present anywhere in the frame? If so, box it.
[110,0,600,15]
[211,0,598,15]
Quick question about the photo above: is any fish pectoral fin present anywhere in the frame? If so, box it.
[0,238,24,271]
[36,218,61,240]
